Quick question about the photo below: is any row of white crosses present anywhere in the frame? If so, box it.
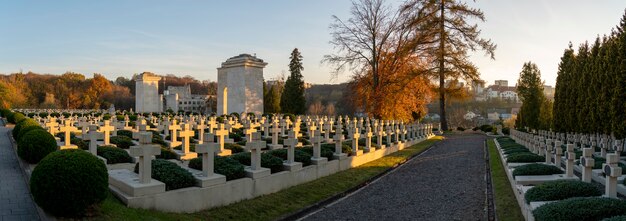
[511,129,623,198]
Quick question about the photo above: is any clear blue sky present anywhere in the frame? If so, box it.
[0,1,624,86]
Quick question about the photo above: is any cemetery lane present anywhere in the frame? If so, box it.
[0,121,41,220]
[303,133,487,221]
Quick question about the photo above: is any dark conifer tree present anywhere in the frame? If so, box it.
[280,48,306,115]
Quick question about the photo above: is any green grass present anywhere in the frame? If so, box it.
[84,136,444,221]
[488,139,524,221]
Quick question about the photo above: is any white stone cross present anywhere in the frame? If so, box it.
[195,140,220,177]
[168,120,182,147]
[59,119,77,149]
[580,147,595,183]
[284,131,298,164]
[247,141,266,171]
[334,120,346,157]
[87,125,101,155]
[130,133,161,184]
[45,117,59,135]
[350,123,361,155]
[604,153,622,198]
[565,144,575,177]
[195,119,207,144]
[214,123,231,155]
[244,126,257,143]
[100,120,114,146]
[178,123,195,154]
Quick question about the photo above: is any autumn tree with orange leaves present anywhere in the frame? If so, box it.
[325,0,436,121]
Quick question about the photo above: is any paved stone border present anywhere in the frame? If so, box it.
[278,138,442,221]
[484,140,496,221]
[2,118,52,221]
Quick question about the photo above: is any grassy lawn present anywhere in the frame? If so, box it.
[487,139,524,221]
[87,136,444,221]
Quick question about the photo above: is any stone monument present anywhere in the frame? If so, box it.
[135,72,163,113]
[217,54,266,116]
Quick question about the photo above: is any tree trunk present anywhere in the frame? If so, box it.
[438,0,448,131]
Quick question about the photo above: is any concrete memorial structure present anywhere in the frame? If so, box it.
[135,72,163,113]
[217,54,266,116]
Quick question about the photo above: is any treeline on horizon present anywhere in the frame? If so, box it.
[0,71,216,110]
[552,11,626,139]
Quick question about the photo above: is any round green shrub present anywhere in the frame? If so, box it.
[224,143,244,153]
[71,137,88,150]
[13,118,38,139]
[5,111,15,123]
[30,149,108,216]
[533,197,626,221]
[262,153,284,173]
[506,153,544,163]
[188,156,246,180]
[230,152,251,165]
[11,112,25,124]
[267,149,313,166]
[524,180,602,203]
[0,108,10,118]
[17,124,44,141]
[116,130,133,139]
[301,145,335,159]
[156,148,177,159]
[134,159,195,190]
[18,129,58,163]
[110,136,134,149]
[97,146,132,164]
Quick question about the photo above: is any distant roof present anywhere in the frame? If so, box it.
[220,53,267,68]
[487,85,516,93]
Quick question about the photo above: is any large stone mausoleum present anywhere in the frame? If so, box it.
[217,54,266,116]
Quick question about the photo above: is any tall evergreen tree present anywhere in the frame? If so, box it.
[612,11,626,139]
[263,84,281,114]
[280,48,306,115]
[516,62,545,130]
[553,43,575,132]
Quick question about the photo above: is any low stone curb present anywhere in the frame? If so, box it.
[2,119,55,221]
[277,137,442,221]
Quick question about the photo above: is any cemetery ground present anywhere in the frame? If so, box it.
[92,135,443,221]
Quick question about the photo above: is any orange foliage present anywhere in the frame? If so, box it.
[350,52,434,121]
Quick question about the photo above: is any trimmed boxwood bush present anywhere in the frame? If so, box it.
[71,137,88,150]
[301,145,335,159]
[533,197,626,221]
[18,129,58,163]
[513,164,563,177]
[225,143,244,153]
[229,152,284,173]
[13,118,39,139]
[134,159,195,190]
[117,130,133,139]
[30,149,108,216]
[156,148,177,159]
[97,146,132,164]
[503,147,530,155]
[267,148,313,166]
[10,112,25,124]
[16,123,44,141]
[188,156,245,181]
[110,136,134,149]
[506,153,544,163]
[524,180,601,203]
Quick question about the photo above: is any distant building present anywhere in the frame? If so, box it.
[164,85,210,113]
[135,72,163,113]
[494,80,508,87]
[485,80,519,102]
[488,112,500,121]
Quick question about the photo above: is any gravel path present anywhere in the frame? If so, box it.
[302,133,487,221]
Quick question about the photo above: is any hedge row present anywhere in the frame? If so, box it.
[512,163,563,177]
[533,197,626,221]
[524,180,601,203]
